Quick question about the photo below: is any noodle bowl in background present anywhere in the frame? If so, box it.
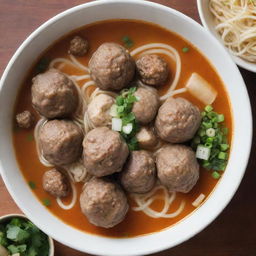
[197,0,256,72]
[209,0,256,63]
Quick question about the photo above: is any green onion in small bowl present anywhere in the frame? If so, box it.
[0,214,54,256]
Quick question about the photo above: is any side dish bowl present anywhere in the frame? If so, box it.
[0,213,54,256]
[197,0,256,73]
[0,1,252,255]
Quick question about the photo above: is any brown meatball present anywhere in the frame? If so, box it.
[89,43,135,90]
[39,119,83,166]
[80,177,128,228]
[155,97,201,143]
[43,168,70,197]
[31,69,78,119]
[136,126,158,149]
[83,127,129,177]
[16,110,34,128]
[120,150,156,194]
[136,54,169,86]
[156,145,199,193]
[68,36,89,56]
[132,86,160,124]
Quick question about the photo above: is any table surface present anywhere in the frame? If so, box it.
[0,0,256,255]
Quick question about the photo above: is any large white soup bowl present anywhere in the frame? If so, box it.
[0,1,252,255]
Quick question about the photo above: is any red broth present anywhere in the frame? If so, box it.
[13,19,232,238]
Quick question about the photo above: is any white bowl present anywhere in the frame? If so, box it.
[0,1,252,255]
[0,214,54,256]
[197,0,256,73]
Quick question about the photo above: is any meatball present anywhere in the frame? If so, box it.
[31,69,78,119]
[156,145,199,193]
[136,54,169,86]
[136,126,158,149]
[83,127,129,177]
[16,110,34,128]
[39,119,83,166]
[87,94,114,127]
[89,43,135,90]
[42,168,70,197]
[120,150,156,194]
[80,177,128,228]
[155,97,201,143]
[132,86,160,124]
[68,36,89,56]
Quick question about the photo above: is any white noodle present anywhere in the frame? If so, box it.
[49,58,82,70]
[132,185,185,218]
[192,193,206,207]
[62,159,92,183]
[56,172,77,210]
[69,54,90,72]
[160,87,187,101]
[209,0,256,62]
[34,118,54,168]
[70,74,91,81]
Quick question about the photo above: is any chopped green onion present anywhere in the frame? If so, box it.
[122,36,134,48]
[206,128,215,137]
[35,57,50,73]
[112,87,140,150]
[217,114,225,122]
[110,104,118,117]
[27,134,34,141]
[127,137,139,151]
[196,145,211,160]
[182,47,189,53]
[220,144,229,151]
[42,199,51,207]
[117,105,125,113]
[202,122,212,129]
[122,123,133,134]
[218,152,227,160]
[212,171,220,179]
[112,118,122,132]
[116,96,124,106]
[205,105,213,112]
[191,105,229,175]
[28,181,36,190]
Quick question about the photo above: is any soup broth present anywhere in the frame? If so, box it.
[13,19,232,238]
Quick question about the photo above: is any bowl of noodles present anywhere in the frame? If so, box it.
[197,0,256,72]
[0,0,252,256]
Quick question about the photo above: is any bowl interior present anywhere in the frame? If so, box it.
[197,0,256,73]
[0,1,252,255]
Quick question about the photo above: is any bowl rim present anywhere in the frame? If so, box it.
[0,213,54,256]
[0,0,252,255]
[196,0,256,73]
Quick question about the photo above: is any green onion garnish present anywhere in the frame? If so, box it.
[212,171,220,179]
[122,36,134,48]
[182,47,189,53]
[111,87,140,150]
[27,134,34,141]
[28,181,36,190]
[192,105,229,177]
[42,199,51,207]
[35,57,50,73]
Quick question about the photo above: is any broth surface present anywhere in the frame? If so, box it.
[13,19,232,238]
